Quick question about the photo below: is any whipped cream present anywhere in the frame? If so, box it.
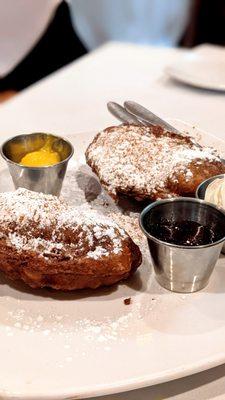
[205,177,225,208]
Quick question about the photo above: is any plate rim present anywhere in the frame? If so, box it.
[7,352,225,400]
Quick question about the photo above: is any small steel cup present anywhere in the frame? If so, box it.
[1,133,74,196]
[140,198,225,293]
[196,174,225,253]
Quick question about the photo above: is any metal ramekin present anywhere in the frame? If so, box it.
[140,197,225,293]
[1,133,74,196]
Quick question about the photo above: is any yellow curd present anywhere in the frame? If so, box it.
[20,137,60,167]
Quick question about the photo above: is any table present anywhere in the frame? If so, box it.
[0,42,225,399]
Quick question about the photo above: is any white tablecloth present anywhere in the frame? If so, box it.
[0,42,225,399]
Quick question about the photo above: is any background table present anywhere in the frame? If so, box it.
[0,42,225,399]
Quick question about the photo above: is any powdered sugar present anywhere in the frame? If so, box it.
[0,188,128,259]
[87,246,109,259]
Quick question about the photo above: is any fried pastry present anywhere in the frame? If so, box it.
[86,124,225,201]
[0,188,141,290]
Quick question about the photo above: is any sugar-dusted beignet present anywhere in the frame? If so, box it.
[0,189,141,290]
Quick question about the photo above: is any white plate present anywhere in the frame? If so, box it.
[1,121,225,399]
[166,45,225,91]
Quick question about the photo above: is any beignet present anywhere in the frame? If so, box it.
[0,188,141,290]
[86,124,225,201]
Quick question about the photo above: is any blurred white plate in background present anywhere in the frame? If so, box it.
[166,44,225,91]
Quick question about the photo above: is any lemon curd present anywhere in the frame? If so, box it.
[20,137,60,167]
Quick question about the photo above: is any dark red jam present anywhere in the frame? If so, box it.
[147,220,221,246]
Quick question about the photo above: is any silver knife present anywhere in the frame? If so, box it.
[107,102,145,125]
[124,100,180,133]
